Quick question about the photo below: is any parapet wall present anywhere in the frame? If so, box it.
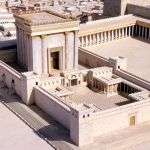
[79,47,109,68]
[0,49,17,63]
[75,98,150,146]
[0,60,22,97]
[34,86,70,129]
[115,69,150,90]
[127,4,150,19]
[0,38,16,48]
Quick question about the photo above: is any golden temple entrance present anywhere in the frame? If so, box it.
[130,116,136,126]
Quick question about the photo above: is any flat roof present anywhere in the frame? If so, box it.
[21,11,65,23]
[14,10,77,26]
[86,37,150,81]
[79,15,150,35]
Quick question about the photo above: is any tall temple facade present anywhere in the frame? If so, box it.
[14,10,79,74]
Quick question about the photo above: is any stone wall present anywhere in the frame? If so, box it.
[103,0,150,17]
[0,49,16,63]
[103,0,128,17]
[79,47,109,68]
[0,60,22,97]
[126,4,150,19]
[115,69,150,90]
[72,99,150,146]
[34,86,70,129]
[92,99,150,136]
[0,38,16,48]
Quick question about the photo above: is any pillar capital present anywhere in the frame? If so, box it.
[65,31,70,36]
[40,34,46,39]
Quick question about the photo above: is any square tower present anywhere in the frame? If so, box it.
[14,10,79,75]
[104,0,129,17]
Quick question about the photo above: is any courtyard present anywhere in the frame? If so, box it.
[70,85,130,110]
[86,37,150,81]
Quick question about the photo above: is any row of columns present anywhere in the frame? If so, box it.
[17,26,79,74]
[120,83,140,95]
[92,78,118,95]
[17,27,33,70]
[79,25,135,47]
[134,25,150,40]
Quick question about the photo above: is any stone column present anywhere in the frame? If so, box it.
[104,32,107,42]
[89,34,92,46]
[100,32,103,43]
[81,36,84,47]
[85,35,88,47]
[145,28,148,39]
[93,34,96,45]
[119,28,121,39]
[16,27,20,63]
[97,33,100,44]
[24,33,28,67]
[142,26,144,38]
[131,26,134,37]
[135,25,138,36]
[125,27,127,37]
[65,31,69,70]
[149,28,150,40]
[28,36,33,71]
[115,29,117,39]
[112,30,114,40]
[24,30,27,67]
[22,30,26,66]
[26,34,30,70]
[108,31,111,41]
[40,35,47,74]
[20,29,25,65]
[74,30,78,69]
[139,26,142,37]
[79,37,81,47]
[129,26,131,37]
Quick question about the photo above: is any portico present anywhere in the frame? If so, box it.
[14,10,79,75]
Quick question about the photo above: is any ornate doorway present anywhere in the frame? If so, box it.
[51,51,59,70]
[48,47,62,73]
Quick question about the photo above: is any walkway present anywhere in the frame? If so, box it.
[0,86,76,150]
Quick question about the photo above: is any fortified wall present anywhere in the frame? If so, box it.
[104,0,150,18]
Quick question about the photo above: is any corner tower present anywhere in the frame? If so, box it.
[14,10,79,75]
[103,0,129,17]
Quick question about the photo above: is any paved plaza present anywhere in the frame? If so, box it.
[86,37,150,81]
[0,102,53,150]
[70,85,129,110]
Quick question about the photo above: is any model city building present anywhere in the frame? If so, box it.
[0,0,150,148]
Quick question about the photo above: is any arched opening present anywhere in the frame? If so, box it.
[11,79,15,91]
[118,66,120,69]
[2,74,6,86]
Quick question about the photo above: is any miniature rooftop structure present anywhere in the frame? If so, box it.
[14,10,77,26]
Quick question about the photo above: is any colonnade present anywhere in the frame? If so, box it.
[120,83,140,95]
[16,26,79,74]
[92,78,118,96]
[134,25,150,40]
[79,25,135,47]
[17,27,31,69]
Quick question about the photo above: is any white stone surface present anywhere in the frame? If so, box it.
[0,103,53,150]
[86,37,150,81]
